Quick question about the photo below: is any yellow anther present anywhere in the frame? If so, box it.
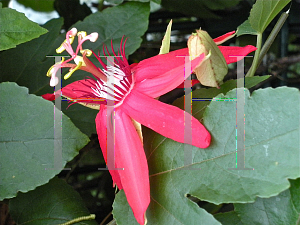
[46,57,65,77]
[69,36,75,44]
[46,65,55,77]
[77,31,87,38]
[56,36,75,53]
[74,56,86,66]
[80,49,92,56]
[56,41,66,53]
[64,61,83,80]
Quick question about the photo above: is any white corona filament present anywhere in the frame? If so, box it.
[91,65,131,103]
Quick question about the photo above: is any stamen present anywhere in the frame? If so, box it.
[56,41,67,54]
[64,61,83,80]
[49,31,134,107]
[77,33,98,52]
[74,56,86,66]
[108,66,126,80]
[80,49,93,56]
[77,31,87,39]
[88,33,98,42]
[47,57,65,77]
[47,65,55,77]
[91,87,103,97]
[50,76,59,87]
[56,35,75,54]
[114,85,127,95]
[69,28,78,37]
[95,80,103,91]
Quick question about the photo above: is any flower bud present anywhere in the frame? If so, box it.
[188,30,228,88]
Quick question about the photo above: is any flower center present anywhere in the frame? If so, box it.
[91,64,134,107]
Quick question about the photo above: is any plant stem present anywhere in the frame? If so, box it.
[246,33,262,77]
[107,219,117,225]
[257,10,289,67]
[98,0,104,11]
[246,10,290,77]
[58,214,95,225]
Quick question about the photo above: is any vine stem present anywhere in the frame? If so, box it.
[245,33,262,78]
[245,9,290,77]
[98,0,104,11]
[58,214,95,225]
[257,10,290,67]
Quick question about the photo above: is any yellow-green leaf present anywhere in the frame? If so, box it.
[159,19,172,54]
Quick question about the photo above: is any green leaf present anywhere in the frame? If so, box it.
[0,82,89,200]
[9,177,98,225]
[173,75,271,120]
[151,0,161,3]
[215,179,300,224]
[0,6,48,51]
[105,0,124,4]
[161,0,240,18]
[289,179,300,213]
[113,87,299,224]
[71,2,150,56]
[127,0,161,3]
[61,101,98,136]
[214,211,242,225]
[235,179,300,224]
[249,0,290,33]
[113,190,221,225]
[17,0,55,12]
[0,18,63,95]
[106,0,160,4]
[236,19,258,37]
[243,74,270,88]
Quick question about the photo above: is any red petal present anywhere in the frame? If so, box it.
[134,48,190,83]
[42,93,55,101]
[61,80,95,99]
[59,79,104,108]
[134,50,205,98]
[213,31,235,45]
[130,63,138,69]
[96,107,150,225]
[218,45,257,64]
[122,89,211,148]
[96,106,123,189]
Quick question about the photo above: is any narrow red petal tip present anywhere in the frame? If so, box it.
[204,132,211,148]
[213,31,236,45]
[42,93,55,101]
[136,213,146,225]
